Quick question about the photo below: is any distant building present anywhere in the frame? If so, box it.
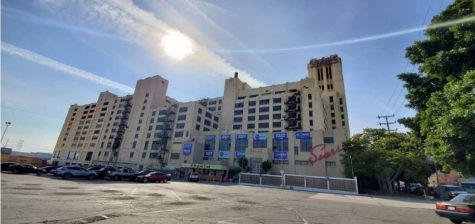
[51,55,350,177]
[1,147,13,155]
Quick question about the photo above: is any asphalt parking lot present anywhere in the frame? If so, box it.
[1,173,450,224]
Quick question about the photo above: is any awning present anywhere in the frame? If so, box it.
[181,163,228,170]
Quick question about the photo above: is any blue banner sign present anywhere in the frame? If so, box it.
[235,151,245,158]
[254,133,267,140]
[183,143,192,155]
[273,151,288,160]
[220,134,231,141]
[236,134,248,140]
[273,132,288,140]
[204,150,214,157]
[296,131,311,139]
[218,151,230,158]
[323,137,334,144]
[205,135,215,140]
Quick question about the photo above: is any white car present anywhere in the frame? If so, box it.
[57,166,97,180]
[188,172,199,182]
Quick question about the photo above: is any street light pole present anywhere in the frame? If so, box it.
[1,122,12,143]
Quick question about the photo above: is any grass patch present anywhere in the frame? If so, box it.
[190,195,211,201]
[167,201,194,206]
[100,190,121,193]
[148,193,165,197]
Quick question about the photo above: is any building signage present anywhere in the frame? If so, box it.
[296,131,311,139]
[204,150,214,157]
[220,134,231,141]
[273,151,288,160]
[235,151,245,158]
[183,143,192,155]
[254,133,267,140]
[218,151,230,158]
[205,135,215,140]
[273,132,288,140]
[323,137,334,144]
[181,163,228,170]
[236,134,248,140]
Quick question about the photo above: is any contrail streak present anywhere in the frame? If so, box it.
[212,15,475,54]
[2,42,135,94]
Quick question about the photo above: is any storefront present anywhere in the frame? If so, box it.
[181,163,229,182]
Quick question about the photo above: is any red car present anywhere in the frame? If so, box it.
[435,193,475,224]
[136,172,168,183]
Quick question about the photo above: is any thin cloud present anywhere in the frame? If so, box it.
[1,42,135,94]
[213,15,475,53]
[38,0,267,87]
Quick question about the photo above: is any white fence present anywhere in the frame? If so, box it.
[239,173,359,195]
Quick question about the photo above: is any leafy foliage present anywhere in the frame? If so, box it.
[398,0,475,175]
[261,160,272,174]
[238,157,249,172]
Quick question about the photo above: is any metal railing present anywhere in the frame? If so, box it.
[239,173,358,195]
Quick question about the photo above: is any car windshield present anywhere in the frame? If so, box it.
[446,186,465,191]
[450,194,475,204]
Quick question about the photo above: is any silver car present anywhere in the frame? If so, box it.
[57,166,97,180]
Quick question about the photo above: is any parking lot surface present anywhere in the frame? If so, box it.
[1,173,450,224]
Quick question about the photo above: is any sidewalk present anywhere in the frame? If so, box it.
[309,193,436,210]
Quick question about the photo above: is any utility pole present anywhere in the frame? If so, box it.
[1,122,12,142]
[377,114,397,133]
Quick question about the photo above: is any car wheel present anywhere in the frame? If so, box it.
[449,219,462,224]
[12,169,18,174]
[114,175,120,181]
[143,178,148,183]
[163,179,167,183]
[36,172,42,176]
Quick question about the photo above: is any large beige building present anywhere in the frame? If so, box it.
[51,55,350,177]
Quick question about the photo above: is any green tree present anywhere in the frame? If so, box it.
[261,160,272,174]
[397,0,475,175]
[341,129,431,193]
[238,157,249,172]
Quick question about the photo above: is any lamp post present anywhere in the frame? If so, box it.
[1,122,12,143]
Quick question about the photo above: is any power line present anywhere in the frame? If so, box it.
[378,114,397,133]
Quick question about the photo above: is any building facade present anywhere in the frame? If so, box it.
[51,55,350,177]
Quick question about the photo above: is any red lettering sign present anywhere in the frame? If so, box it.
[308,144,343,165]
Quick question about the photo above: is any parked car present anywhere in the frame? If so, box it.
[40,166,59,175]
[1,162,17,172]
[461,179,475,193]
[95,166,116,179]
[407,183,423,194]
[436,185,468,200]
[50,166,62,176]
[188,172,199,182]
[8,164,42,175]
[57,166,96,179]
[129,170,154,182]
[107,167,135,180]
[435,193,475,224]
[87,165,104,172]
[136,172,168,183]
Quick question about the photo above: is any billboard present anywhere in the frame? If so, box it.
[183,143,192,155]
[296,131,311,139]
[205,135,215,141]
[273,132,288,140]
[236,134,247,140]
[273,151,288,160]
[204,150,214,157]
[235,151,245,158]
[220,134,231,141]
[254,133,267,140]
[218,151,230,158]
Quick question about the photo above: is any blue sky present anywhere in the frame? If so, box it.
[1,0,452,153]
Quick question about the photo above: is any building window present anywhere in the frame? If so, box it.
[300,139,312,152]
[195,124,200,130]
[339,98,343,104]
[151,141,160,150]
[129,152,134,158]
[308,94,312,100]
[273,138,289,151]
[177,115,186,120]
[329,96,334,103]
[309,102,313,108]
[273,114,281,120]
[247,123,255,129]
[258,122,269,129]
[213,123,218,129]
[174,131,184,137]
[204,120,211,126]
[146,133,151,138]
[179,107,188,113]
[142,152,147,159]
[259,107,269,113]
[273,105,281,111]
[248,116,255,121]
[259,114,269,120]
[340,107,344,112]
[176,123,185,129]
[309,111,313,117]
[272,122,281,128]
[331,112,335,117]
[198,108,202,114]
[310,120,313,126]
[209,107,216,111]
[248,101,256,107]
[144,141,149,150]
[253,133,267,148]
[132,141,137,148]
[219,137,231,151]
[233,125,242,130]
[235,137,248,154]
[325,161,337,167]
[248,108,256,114]
[235,103,244,108]
[330,105,335,110]
[259,99,270,105]
[205,137,215,151]
[341,114,345,119]
[342,121,346,126]
[234,110,243,115]
[171,153,180,160]
[332,120,336,125]
[205,112,212,118]
[234,117,243,123]
[197,116,202,122]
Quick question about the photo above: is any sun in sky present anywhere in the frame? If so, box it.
[160,30,194,60]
